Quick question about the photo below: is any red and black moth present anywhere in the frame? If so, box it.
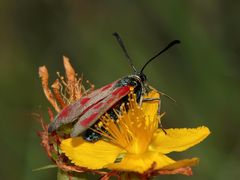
[48,32,180,142]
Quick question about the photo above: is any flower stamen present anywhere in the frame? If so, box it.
[95,92,161,154]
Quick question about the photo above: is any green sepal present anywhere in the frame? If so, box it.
[57,169,88,180]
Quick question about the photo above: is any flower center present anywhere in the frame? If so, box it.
[95,92,160,154]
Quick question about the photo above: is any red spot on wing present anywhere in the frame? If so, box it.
[58,106,70,119]
[101,83,113,92]
[107,98,114,104]
[112,86,130,96]
[93,102,104,109]
[80,112,98,127]
[80,97,90,105]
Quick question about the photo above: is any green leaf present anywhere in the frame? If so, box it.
[32,164,57,171]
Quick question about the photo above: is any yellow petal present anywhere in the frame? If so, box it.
[106,151,175,173]
[149,126,210,154]
[161,157,199,170]
[142,90,160,121]
[60,137,124,169]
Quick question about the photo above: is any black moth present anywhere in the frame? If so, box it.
[48,32,180,142]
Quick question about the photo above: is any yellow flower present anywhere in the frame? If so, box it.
[60,91,210,174]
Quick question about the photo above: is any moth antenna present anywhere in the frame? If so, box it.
[140,40,181,74]
[113,32,138,73]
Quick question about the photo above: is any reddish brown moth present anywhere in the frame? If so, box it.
[48,33,180,142]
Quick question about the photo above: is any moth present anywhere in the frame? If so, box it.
[48,32,180,142]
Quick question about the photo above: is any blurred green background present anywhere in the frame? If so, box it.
[0,0,239,179]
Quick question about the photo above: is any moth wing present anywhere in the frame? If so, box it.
[70,86,130,137]
[48,80,119,132]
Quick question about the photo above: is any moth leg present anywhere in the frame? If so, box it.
[142,97,161,116]
[148,85,176,103]
[139,95,144,107]
[142,97,167,134]
[158,91,176,103]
